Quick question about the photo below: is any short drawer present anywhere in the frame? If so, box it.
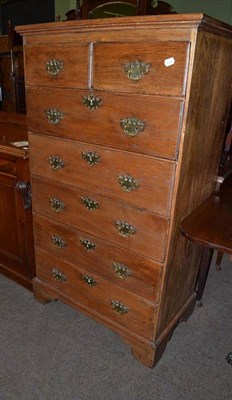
[93,41,190,96]
[33,214,163,301]
[24,44,89,88]
[29,133,175,217]
[27,87,183,160]
[32,178,169,262]
[36,248,157,340]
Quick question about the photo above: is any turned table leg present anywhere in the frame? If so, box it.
[196,247,214,307]
[226,352,232,365]
[215,251,224,271]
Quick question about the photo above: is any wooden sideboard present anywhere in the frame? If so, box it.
[0,112,35,289]
[17,14,232,367]
[0,33,26,113]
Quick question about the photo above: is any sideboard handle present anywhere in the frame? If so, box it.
[16,181,32,210]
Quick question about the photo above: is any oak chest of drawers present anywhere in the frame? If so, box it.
[17,14,232,367]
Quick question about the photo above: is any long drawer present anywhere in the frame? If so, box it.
[93,41,190,96]
[36,248,157,340]
[33,214,162,301]
[24,44,89,88]
[32,178,169,262]
[29,133,175,216]
[27,87,183,160]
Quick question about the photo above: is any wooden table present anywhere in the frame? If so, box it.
[180,174,232,365]
[181,174,232,305]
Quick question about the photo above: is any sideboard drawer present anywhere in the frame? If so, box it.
[93,41,190,96]
[29,133,175,216]
[32,178,169,262]
[25,44,89,88]
[36,248,157,340]
[27,87,183,160]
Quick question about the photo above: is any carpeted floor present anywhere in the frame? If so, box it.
[0,254,232,400]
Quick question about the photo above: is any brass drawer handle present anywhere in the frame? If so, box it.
[112,262,131,279]
[82,151,100,166]
[111,300,129,315]
[82,95,102,110]
[123,60,151,81]
[118,174,140,192]
[81,274,96,286]
[120,117,146,137]
[115,221,136,237]
[48,155,65,170]
[45,109,64,125]
[46,59,64,76]
[51,234,67,249]
[80,238,96,251]
[49,197,65,213]
[52,268,66,282]
[81,196,99,211]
